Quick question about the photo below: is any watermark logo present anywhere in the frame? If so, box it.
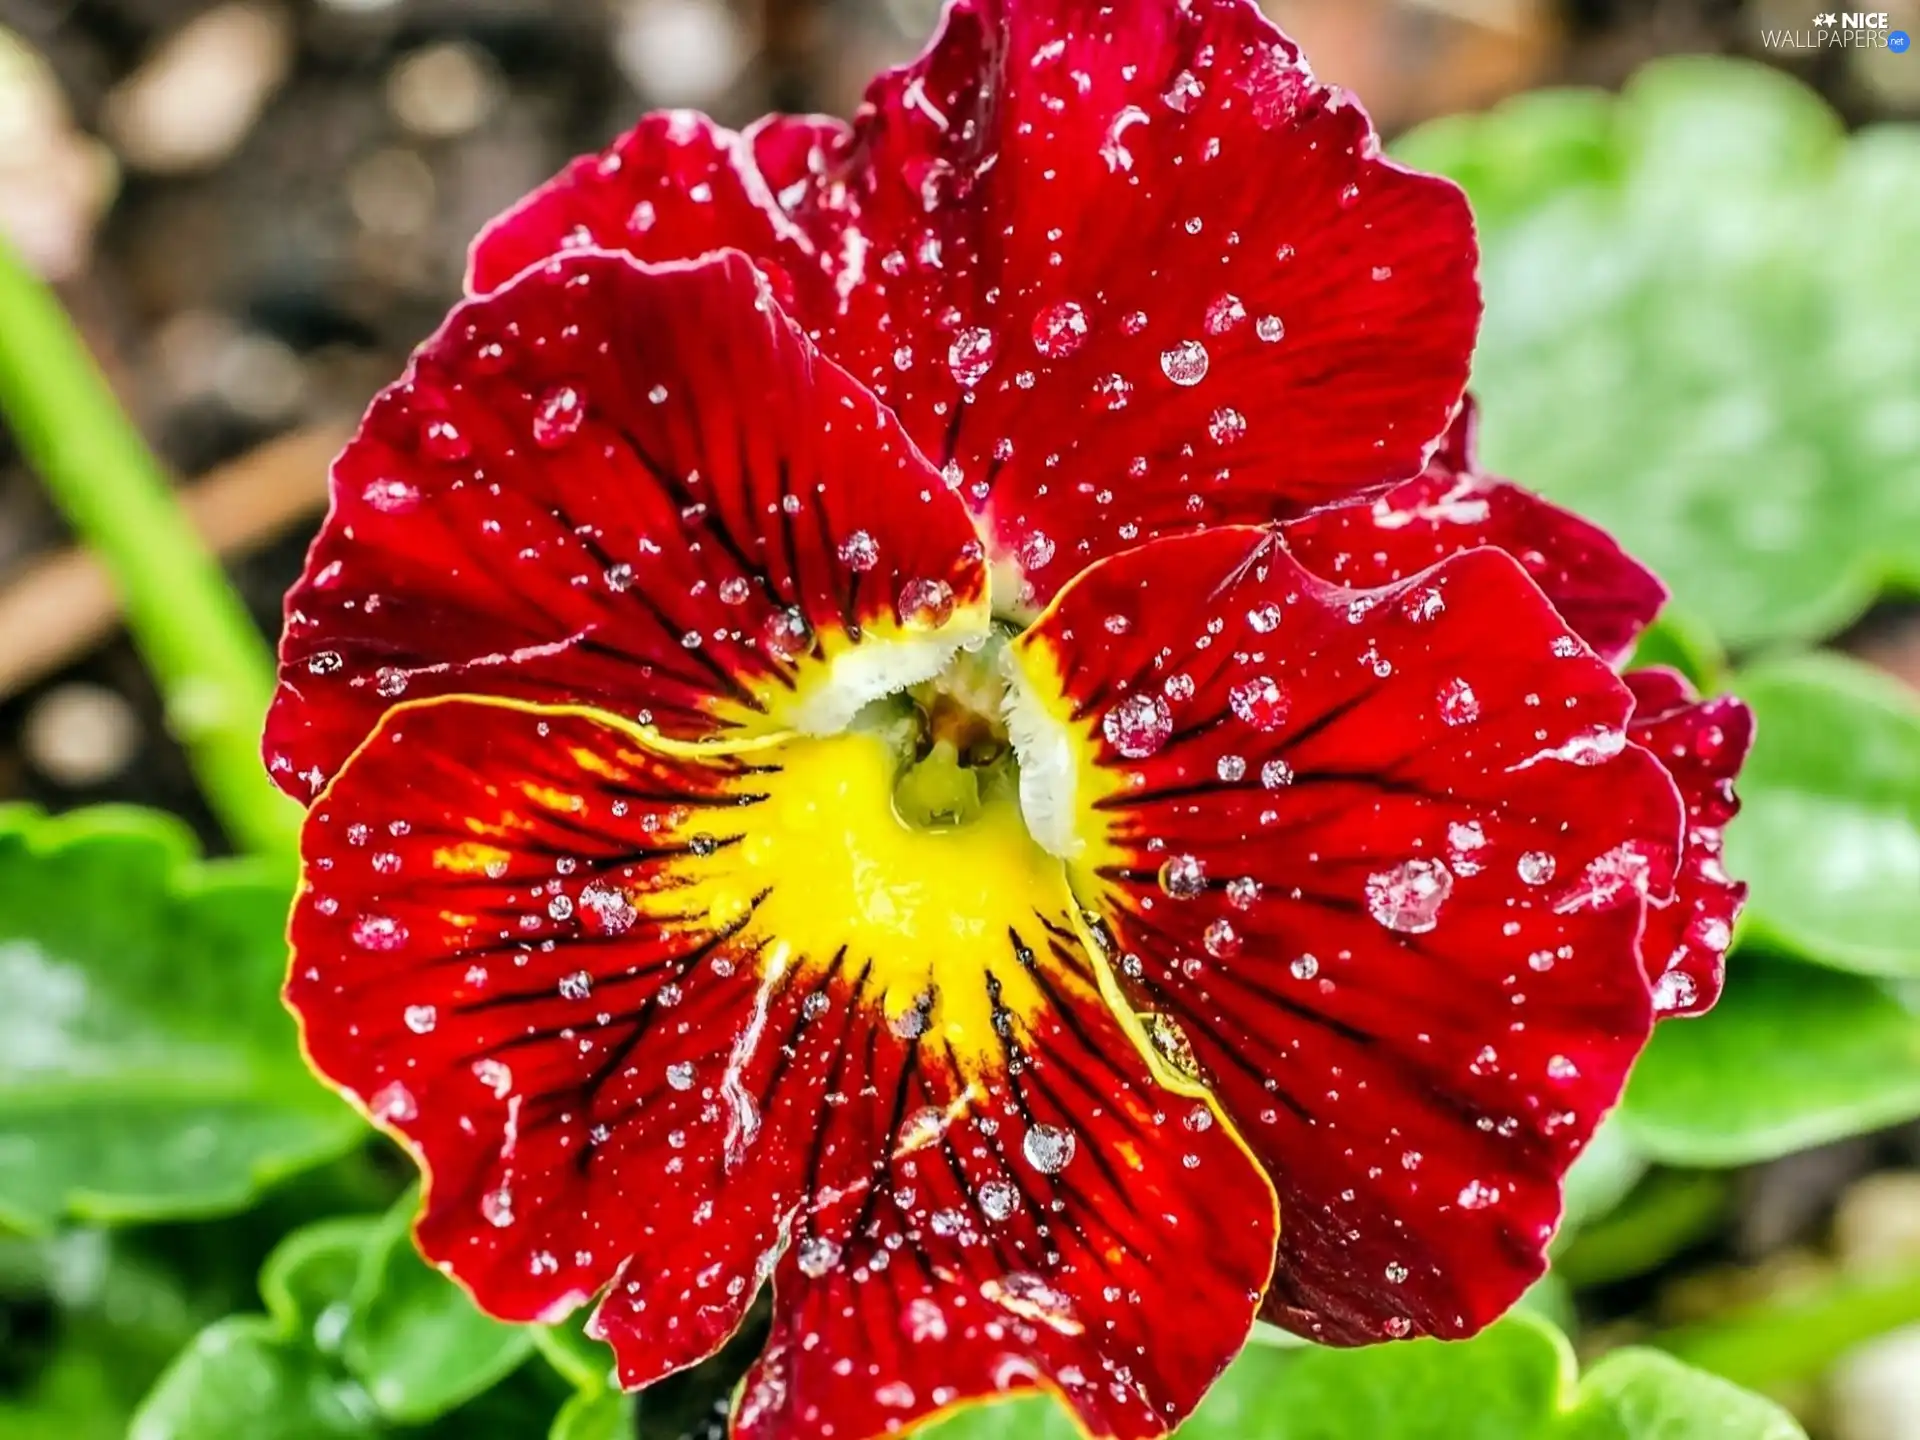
[1764,10,1911,47]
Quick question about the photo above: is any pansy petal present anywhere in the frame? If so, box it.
[1280,401,1668,665]
[466,112,814,297]
[290,698,1273,1431]
[469,0,1479,612]
[1007,529,1685,1345]
[267,249,989,801]
[1626,669,1753,1018]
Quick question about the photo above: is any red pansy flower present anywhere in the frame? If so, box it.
[268,2,1746,1436]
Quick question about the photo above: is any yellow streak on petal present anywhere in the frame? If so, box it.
[433,841,512,876]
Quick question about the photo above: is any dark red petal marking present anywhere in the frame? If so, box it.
[289,698,1273,1436]
[266,249,988,801]
[1280,401,1668,666]
[469,0,1480,612]
[1625,669,1753,1018]
[1009,528,1685,1346]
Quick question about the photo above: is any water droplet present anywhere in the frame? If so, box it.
[1103,693,1173,759]
[532,385,585,448]
[948,327,998,387]
[1018,531,1056,572]
[1209,407,1247,444]
[760,608,812,662]
[1457,1180,1500,1210]
[1365,859,1454,934]
[1229,675,1289,731]
[1386,1261,1409,1284]
[307,650,344,677]
[797,1236,841,1277]
[370,1081,416,1123]
[1438,678,1481,727]
[1203,918,1240,959]
[1260,757,1295,789]
[351,914,408,951]
[979,1180,1018,1221]
[898,577,956,628]
[1163,69,1205,112]
[579,881,636,935]
[1216,753,1247,782]
[1160,340,1210,386]
[1159,853,1208,899]
[1518,851,1557,886]
[1652,969,1699,1015]
[421,418,470,461]
[1225,876,1260,910]
[666,1061,696,1091]
[719,576,752,606]
[1205,294,1247,335]
[1031,301,1089,358]
[403,1003,438,1033]
[558,970,593,1001]
[362,478,419,513]
[1256,314,1285,343]
[837,529,880,572]
[1022,1124,1077,1174]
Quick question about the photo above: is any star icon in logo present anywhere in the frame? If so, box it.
[1814,11,1838,24]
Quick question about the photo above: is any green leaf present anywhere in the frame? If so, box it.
[917,1314,1803,1437]
[549,1386,637,1440]
[533,1315,618,1392]
[341,1190,536,1422]
[128,1317,378,1440]
[1622,953,1920,1166]
[1724,654,1920,976]
[1397,58,1920,650]
[1561,1349,1806,1440]
[0,807,363,1232]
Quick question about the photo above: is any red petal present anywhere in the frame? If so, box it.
[1008,529,1684,1345]
[290,698,1274,1434]
[267,249,988,801]
[469,0,1479,613]
[1280,401,1668,666]
[1626,669,1753,1018]
[465,112,814,298]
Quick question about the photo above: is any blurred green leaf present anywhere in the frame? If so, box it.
[1560,1348,1805,1440]
[129,1318,378,1440]
[533,1314,617,1392]
[549,1386,636,1440]
[918,1314,1803,1437]
[1724,654,1920,976]
[341,1190,535,1423]
[1621,953,1920,1165]
[1552,1171,1732,1289]
[1399,58,1920,650]
[0,807,363,1232]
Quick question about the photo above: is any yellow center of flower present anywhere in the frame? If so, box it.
[678,729,1075,1066]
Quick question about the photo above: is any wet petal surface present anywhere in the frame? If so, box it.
[470,0,1479,612]
[1625,669,1754,1018]
[1007,529,1684,1344]
[1279,401,1667,666]
[267,250,989,799]
[289,698,1274,1437]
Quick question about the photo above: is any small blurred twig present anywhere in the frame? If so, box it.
[0,422,345,702]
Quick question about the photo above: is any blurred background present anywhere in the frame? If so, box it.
[3,2,1920,1438]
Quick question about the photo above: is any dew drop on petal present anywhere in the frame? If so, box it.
[948,327,998,387]
[1160,340,1210,386]
[307,650,344,677]
[837,529,880,572]
[1031,301,1090,358]
[558,970,593,1001]
[1103,693,1173,759]
[1209,407,1247,445]
[1216,753,1247,782]
[1652,970,1699,1015]
[797,1236,841,1278]
[1290,954,1319,980]
[1256,314,1285,343]
[481,1187,514,1227]
[1018,531,1056,573]
[1384,1317,1414,1338]
[1229,675,1289,731]
[979,1180,1018,1221]
[718,576,752,606]
[403,1003,438,1034]
[666,1061,696,1091]
[1203,918,1240,959]
[1247,603,1283,634]
[531,384,585,448]
[1457,1180,1501,1210]
[898,577,956,628]
[1518,851,1557,886]
[421,418,470,461]
[760,608,812,662]
[1365,859,1454,934]
[351,914,407,951]
[1163,68,1205,112]
[1437,678,1481,727]
[1022,1124,1077,1174]
[1205,293,1247,335]
[1158,853,1208,899]
[370,1081,416,1123]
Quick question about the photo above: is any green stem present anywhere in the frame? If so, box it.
[1648,1262,1920,1392]
[0,238,297,855]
